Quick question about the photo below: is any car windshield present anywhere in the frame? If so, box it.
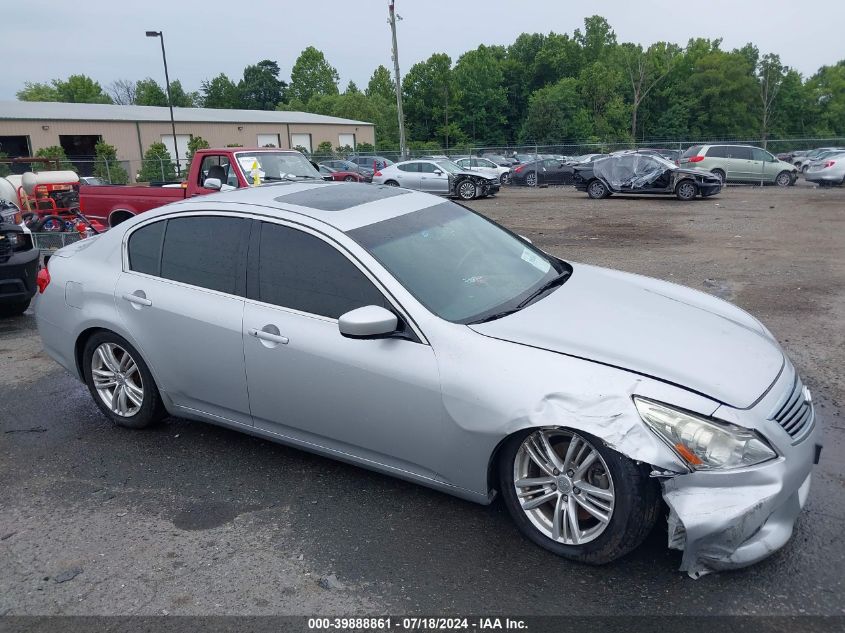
[348,202,566,323]
[436,161,463,174]
[235,152,321,181]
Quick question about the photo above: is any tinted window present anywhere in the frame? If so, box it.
[681,145,702,159]
[257,223,387,319]
[419,162,438,173]
[128,220,165,275]
[398,163,419,172]
[160,216,249,295]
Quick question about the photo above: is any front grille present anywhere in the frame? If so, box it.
[770,374,814,443]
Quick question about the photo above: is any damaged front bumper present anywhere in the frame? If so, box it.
[657,363,821,578]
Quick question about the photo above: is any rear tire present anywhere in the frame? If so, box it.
[498,429,660,564]
[82,332,166,429]
[710,169,726,185]
[525,172,538,187]
[343,175,356,182]
[587,179,609,199]
[383,180,400,187]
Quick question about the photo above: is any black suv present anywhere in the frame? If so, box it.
[0,200,39,316]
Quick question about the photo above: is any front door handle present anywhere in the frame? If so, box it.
[122,292,152,307]
[248,327,289,345]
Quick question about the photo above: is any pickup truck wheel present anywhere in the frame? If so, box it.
[109,210,134,228]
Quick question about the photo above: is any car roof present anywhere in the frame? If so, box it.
[155,181,442,233]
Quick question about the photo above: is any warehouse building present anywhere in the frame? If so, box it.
[0,101,375,178]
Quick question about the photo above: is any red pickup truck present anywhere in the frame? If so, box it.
[80,148,324,227]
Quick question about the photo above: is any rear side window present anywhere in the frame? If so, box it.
[128,220,165,275]
[256,222,387,319]
[160,216,250,295]
[705,146,727,158]
[681,145,702,159]
[398,163,419,172]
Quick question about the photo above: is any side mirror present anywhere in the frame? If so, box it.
[338,305,398,339]
[21,172,38,195]
[433,170,443,176]
[203,177,222,190]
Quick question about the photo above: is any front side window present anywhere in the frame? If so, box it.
[159,216,250,295]
[257,222,387,319]
[419,162,438,173]
[349,202,567,323]
[198,155,239,188]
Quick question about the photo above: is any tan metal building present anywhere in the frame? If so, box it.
[0,101,375,176]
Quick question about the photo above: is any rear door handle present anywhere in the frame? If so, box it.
[248,328,289,345]
[122,293,152,307]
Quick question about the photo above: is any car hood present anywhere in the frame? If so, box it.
[469,263,783,408]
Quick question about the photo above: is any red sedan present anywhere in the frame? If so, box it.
[318,164,366,182]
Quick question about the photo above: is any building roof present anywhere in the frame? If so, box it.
[0,101,372,126]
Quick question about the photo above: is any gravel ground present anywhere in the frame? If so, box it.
[0,183,843,616]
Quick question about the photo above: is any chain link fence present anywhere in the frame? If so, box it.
[5,136,843,184]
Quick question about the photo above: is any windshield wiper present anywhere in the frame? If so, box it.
[514,271,571,310]
[470,271,570,325]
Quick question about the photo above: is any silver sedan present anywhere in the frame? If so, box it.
[35,182,820,577]
[804,152,845,186]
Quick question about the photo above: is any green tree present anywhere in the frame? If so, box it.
[402,54,454,145]
[621,42,680,139]
[575,15,617,63]
[34,146,76,171]
[186,135,210,166]
[687,50,758,139]
[92,141,128,184]
[344,81,360,94]
[757,53,787,146]
[201,73,242,108]
[807,61,845,135]
[315,140,334,156]
[239,60,286,110]
[452,45,508,145]
[138,142,176,182]
[17,82,59,101]
[18,75,112,103]
[519,78,593,143]
[135,78,195,107]
[366,65,395,101]
[0,153,10,178]
[356,142,375,153]
[289,47,339,103]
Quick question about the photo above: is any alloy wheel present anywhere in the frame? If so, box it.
[526,172,537,187]
[458,181,477,199]
[513,429,615,545]
[91,342,144,417]
[677,181,697,200]
[775,172,791,187]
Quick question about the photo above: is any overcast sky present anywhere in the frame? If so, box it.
[5,0,843,101]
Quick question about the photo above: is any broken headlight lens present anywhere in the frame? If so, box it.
[634,397,777,470]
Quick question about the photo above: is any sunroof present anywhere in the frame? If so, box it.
[274,184,409,211]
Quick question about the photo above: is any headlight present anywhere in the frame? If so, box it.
[634,397,777,470]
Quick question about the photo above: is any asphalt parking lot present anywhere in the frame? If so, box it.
[1,184,843,616]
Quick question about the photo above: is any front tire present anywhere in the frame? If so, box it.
[457,179,477,200]
[498,429,660,564]
[587,179,609,199]
[675,180,698,201]
[775,171,792,187]
[82,332,166,429]
[500,172,512,185]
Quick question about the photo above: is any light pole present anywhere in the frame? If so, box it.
[145,30,180,176]
[387,1,407,161]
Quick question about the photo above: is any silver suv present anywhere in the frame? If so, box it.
[679,144,797,186]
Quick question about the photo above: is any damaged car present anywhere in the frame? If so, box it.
[574,152,722,200]
[35,182,820,578]
[373,159,498,200]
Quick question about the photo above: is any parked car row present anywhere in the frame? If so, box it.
[371,159,499,200]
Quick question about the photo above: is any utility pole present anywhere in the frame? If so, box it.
[388,0,407,161]
[146,30,180,176]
